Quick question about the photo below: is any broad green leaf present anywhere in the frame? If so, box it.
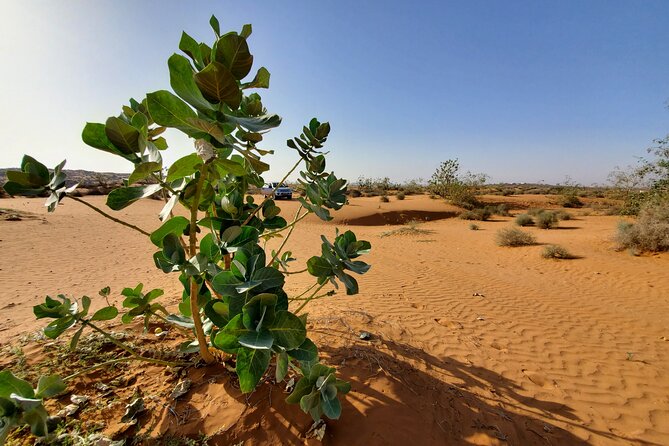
[167,314,195,328]
[106,184,162,210]
[209,15,220,36]
[128,162,162,185]
[200,233,220,259]
[105,117,140,153]
[166,153,202,182]
[321,394,342,419]
[213,314,249,352]
[236,346,271,393]
[185,117,228,144]
[307,256,332,277]
[194,62,241,109]
[0,371,34,399]
[276,349,288,382]
[241,24,252,38]
[70,326,84,351]
[168,54,215,113]
[43,315,76,339]
[268,311,306,350]
[214,33,253,80]
[204,300,229,327]
[179,31,203,67]
[242,293,277,330]
[21,155,50,184]
[146,90,201,136]
[299,389,320,413]
[288,338,318,363]
[238,329,273,350]
[224,113,281,132]
[82,123,138,161]
[163,233,186,265]
[90,306,118,321]
[334,379,351,394]
[245,67,270,89]
[286,376,314,404]
[35,375,66,399]
[251,267,285,292]
[6,171,37,188]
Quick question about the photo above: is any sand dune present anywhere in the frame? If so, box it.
[0,194,667,445]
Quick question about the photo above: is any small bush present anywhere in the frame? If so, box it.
[527,208,545,216]
[459,208,491,221]
[380,195,389,202]
[542,245,575,259]
[615,201,669,252]
[349,189,362,198]
[554,210,572,220]
[515,214,534,226]
[495,227,536,246]
[536,211,558,229]
[560,194,583,208]
[396,191,405,200]
[469,223,479,230]
[495,203,511,216]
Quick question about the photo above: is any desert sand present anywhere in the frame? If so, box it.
[0,194,668,445]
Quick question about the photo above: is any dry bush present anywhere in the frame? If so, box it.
[536,211,558,229]
[559,194,583,208]
[515,214,534,226]
[380,195,389,203]
[495,227,536,246]
[542,245,575,259]
[615,201,669,252]
[554,210,572,220]
[396,191,405,200]
[527,208,545,216]
[459,208,491,221]
[469,223,479,230]
[349,189,362,198]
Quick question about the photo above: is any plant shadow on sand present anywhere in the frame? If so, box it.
[132,317,661,446]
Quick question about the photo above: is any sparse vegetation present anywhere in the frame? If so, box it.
[380,221,434,237]
[429,159,488,209]
[469,223,479,230]
[515,214,534,226]
[536,211,558,229]
[495,227,536,246]
[555,210,572,221]
[396,191,405,200]
[542,245,575,259]
[615,201,669,252]
[380,195,390,202]
[459,208,491,221]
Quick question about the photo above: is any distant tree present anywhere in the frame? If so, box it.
[429,159,488,209]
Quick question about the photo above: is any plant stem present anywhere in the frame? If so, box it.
[264,211,310,238]
[294,283,326,314]
[67,196,150,237]
[242,157,304,226]
[289,283,318,302]
[81,320,178,367]
[188,164,216,364]
[63,357,134,381]
[269,205,304,265]
[283,268,308,275]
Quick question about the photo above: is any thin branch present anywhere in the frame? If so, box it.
[269,205,304,265]
[294,283,327,314]
[67,196,150,236]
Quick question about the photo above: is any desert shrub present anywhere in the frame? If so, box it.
[469,223,479,230]
[502,189,515,196]
[495,227,536,246]
[554,210,572,220]
[401,178,425,195]
[527,208,545,216]
[494,203,511,216]
[515,214,534,226]
[536,211,558,229]
[349,189,362,198]
[396,191,405,200]
[615,201,669,252]
[1,16,371,431]
[542,245,575,259]
[559,194,583,208]
[428,159,487,208]
[459,207,490,221]
[380,195,389,202]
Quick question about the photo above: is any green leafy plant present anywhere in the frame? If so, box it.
[3,16,371,423]
[535,211,558,229]
[0,371,65,443]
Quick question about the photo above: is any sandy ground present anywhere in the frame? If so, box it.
[0,194,668,445]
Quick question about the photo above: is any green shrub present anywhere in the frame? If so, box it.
[615,201,669,252]
[349,189,362,198]
[536,211,558,229]
[495,227,536,246]
[396,191,405,200]
[527,208,545,216]
[380,195,389,202]
[542,245,575,259]
[494,203,511,216]
[515,214,534,226]
[469,223,479,230]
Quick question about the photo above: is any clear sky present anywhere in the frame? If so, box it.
[1,0,668,185]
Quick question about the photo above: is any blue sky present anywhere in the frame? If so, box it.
[1,1,668,185]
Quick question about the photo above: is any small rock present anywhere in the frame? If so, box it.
[169,379,192,400]
[58,404,80,417]
[472,292,485,297]
[71,394,90,405]
[121,397,145,423]
[285,377,295,393]
[359,331,372,341]
[306,419,326,441]
[476,316,485,321]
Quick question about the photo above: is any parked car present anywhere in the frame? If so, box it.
[261,182,293,200]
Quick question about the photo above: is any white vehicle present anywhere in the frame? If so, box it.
[261,182,293,200]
